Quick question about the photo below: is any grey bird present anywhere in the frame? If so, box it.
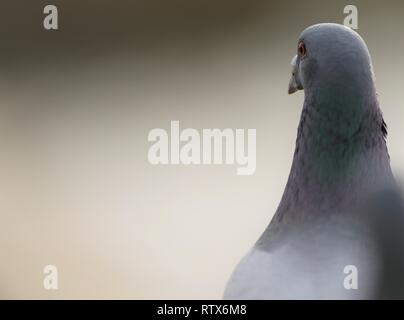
[223,23,404,299]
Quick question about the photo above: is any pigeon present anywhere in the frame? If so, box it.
[223,23,404,299]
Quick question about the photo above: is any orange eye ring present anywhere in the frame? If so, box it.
[298,41,307,57]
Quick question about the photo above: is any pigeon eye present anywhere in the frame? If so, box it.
[298,41,307,57]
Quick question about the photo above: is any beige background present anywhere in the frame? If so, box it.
[0,0,403,299]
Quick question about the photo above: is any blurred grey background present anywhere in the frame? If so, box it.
[0,0,403,298]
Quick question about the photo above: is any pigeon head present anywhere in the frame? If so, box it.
[288,23,375,100]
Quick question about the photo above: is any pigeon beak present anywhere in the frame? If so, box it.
[288,76,299,94]
[288,55,303,95]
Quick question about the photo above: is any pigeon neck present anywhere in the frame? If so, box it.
[273,94,393,223]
